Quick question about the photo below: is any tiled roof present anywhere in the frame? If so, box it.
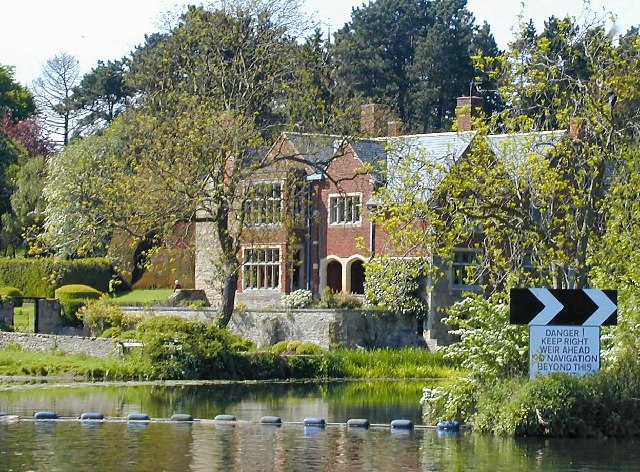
[379,131,476,199]
[487,130,566,169]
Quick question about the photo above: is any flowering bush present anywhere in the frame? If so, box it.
[282,289,313,309]
[443,293,528,382]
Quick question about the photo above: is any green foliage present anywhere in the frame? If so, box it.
[0,286,23,306]
[282,289,313,308]
[332,347,458,379]
[0,65,36,120]
[71,59,134,133]
[55,284,102,325]
[442,294,528,382]
[364,258,429,317]
[79,297,142,335]
[316,287,362,309]
[0,257,112,296]
[466,368,640,437]
[44,116,137,258]
[132,316,253,380]
[295,341,323,355]
[0,155,47,255]
[333,0,500,132]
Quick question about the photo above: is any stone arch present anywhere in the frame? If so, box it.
[326,259,343,293]
[349,259,366,294]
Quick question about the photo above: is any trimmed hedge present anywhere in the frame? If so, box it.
[0,257,112,297]
[55,284,103,326]
[0,286,24,307]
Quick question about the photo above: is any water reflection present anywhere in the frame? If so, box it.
[1,381,640,470]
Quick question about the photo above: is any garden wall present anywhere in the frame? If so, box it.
[121,307,426,349]
[0,332,123,358]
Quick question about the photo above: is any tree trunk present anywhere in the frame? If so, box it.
[217,265,238,328]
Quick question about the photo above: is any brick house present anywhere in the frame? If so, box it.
[195,96,566,345]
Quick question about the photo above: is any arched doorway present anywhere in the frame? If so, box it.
[350,260,365,294]
[326,260,342,293]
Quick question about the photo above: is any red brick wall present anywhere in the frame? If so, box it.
[318,146,373,260]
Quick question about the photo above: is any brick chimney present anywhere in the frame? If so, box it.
[361,103,380,137]
[455,96,484,131]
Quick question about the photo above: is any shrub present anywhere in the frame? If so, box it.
[132,316,254,380]
[442,293,528,382]
[0,286,23,307]
[295,342,323,355]
[100,327,124,338]
[282,289,313,309]
[270,341,290,355]
[364,258,429,317]
[55,284,103,326]
[316,287,363,309]
[79,297,142,335]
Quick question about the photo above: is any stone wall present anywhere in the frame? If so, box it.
[121,306,426,349]
[0,299,14,327]
[122,306,218,324]
[0,332,124,358]
[232,309,427,349]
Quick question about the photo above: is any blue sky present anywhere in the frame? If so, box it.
[1,0,639,86]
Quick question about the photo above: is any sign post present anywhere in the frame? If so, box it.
[510,289,617,379]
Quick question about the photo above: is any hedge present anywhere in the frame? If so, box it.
[0,258,112,297]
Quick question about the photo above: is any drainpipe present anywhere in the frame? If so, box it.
[305,173,324,290]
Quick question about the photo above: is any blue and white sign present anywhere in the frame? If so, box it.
[529,325,600,379]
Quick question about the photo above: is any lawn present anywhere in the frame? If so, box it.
[12,302,34,332]
[114,289,174,304]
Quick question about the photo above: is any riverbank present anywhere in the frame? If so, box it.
[0,345,461,382]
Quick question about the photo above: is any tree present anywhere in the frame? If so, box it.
[71,59,135,135]
[32,53,81,146]
[44,115,137,258]
[0,65,35,120]
[333,0,499,132]
[125,4,330,326]
[371,9,640,293]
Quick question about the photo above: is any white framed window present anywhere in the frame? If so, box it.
[245,182,283,226]
[452,250,479,287]
[243,247,281,289]
[329,193,362,224]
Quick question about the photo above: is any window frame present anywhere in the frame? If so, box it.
[244,181,284,227]
[451,249,481,288]
[328,192,363,225]
[242,246,282,290]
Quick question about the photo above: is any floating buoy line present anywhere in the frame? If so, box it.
[0,411,461,433]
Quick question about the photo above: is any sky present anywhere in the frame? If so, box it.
[2,0,639,87]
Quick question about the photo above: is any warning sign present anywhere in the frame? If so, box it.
[529,325,600,379]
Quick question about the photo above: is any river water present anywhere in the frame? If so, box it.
[1,380,639,471]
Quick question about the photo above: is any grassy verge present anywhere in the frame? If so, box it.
[0,345,146,380]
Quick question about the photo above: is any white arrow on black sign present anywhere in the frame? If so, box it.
[510,288,617,326]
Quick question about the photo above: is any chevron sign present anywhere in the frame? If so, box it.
[510,288,617,326]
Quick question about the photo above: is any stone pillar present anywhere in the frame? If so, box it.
[36,299,63,334]
[0,299,14,329]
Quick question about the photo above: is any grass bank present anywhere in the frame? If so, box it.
[0,345,461,382]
